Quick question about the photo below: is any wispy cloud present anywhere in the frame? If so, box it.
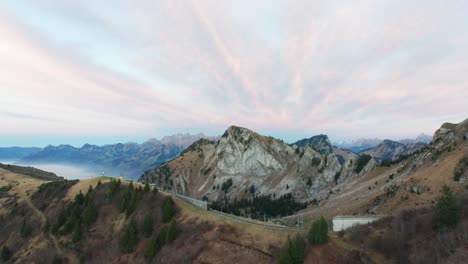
[0,0,467,145]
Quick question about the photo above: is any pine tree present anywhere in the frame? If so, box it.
[119,219,138,253]
[144,182,150,192]
[144,227,167,260]
[433,185,459,230]
[278,235,305,264]
[74,190,85,206]
[142,215,154,238]
[308,216,328,245]
[166,220,179,243]
[72,220,83,242]
[83,200,97,228]
[289,235,305,264]
[121,188,130,213]
[162,197,175,223]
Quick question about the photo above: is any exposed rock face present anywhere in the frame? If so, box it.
[216,126,287,176]
[139,126,376,202]
[433,119,468,147]
[363,140,426,161]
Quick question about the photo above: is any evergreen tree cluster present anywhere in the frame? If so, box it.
[355,154,372,173]
[221,178,233,192]
[119,219,138,253]
[308,217,328,245]
[105,178,121,200]
[121,182,144,217]
[144,220,179,260]
[433,185,459,230]
[36,180,79,200]
[380,154,410,167]
[210,193,307,220]
[50,185,98,242]
[278,235,306,264]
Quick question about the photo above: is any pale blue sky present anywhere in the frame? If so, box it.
[0,0,467,147]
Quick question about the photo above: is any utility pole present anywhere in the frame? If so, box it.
[297,214,304,229]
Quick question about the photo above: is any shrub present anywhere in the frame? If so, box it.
[433,185,459,230]
[453,156,468,181]
[162,197,175,223]
[0,185,12,192]
[334,171,341,184]
[308,217,328,245]
[1,245,12,261]
[221,179,233,192]
[311,157,321,167]
[20,218,32,238]
[250,185,256,194]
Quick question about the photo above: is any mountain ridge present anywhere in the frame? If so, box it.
[139,125,377,202]
[18,133,216,179]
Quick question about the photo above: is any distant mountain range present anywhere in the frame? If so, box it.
[15,133,217,179]
[0,147,42,161]
[362,140,427,161]
[333,133,432,153]
[0,131,434,181]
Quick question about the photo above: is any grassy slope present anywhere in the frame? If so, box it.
[0,170,297,263]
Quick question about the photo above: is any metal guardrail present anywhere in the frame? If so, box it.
[174,193,208,210]
[208,209,304,231]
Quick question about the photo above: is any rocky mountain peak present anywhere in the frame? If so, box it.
[433,118,468,145]
[222,125,258,139]
[381,139,401,147]
[293,134,333,154]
